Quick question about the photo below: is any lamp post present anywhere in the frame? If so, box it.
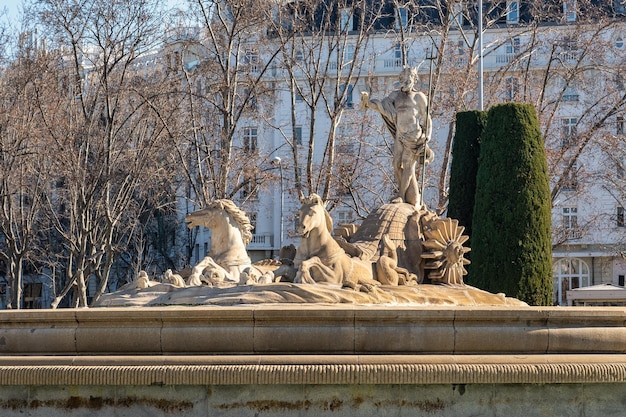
[271,156,284,256]
[421,46,437,207]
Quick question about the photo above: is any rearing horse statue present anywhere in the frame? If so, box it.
[185,199,254,285]
[294,194,380,291]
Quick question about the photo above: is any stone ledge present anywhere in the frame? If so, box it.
[0,306,625,355]
[0,355,626,385]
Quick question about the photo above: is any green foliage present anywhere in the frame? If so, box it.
[470,103,553,306]
[448,110,487,244]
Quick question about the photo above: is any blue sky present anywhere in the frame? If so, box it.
[1,0,185,25]
[1,0,22,24]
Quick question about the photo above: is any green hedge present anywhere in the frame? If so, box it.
[470,103,553,305]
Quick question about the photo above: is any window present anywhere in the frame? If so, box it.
[449,2,464,27]
[562,207,581,238]
[561,117,577,147]
[456,39,464,55]
[339,84,354,109]
[337,129,355,153]
[562,163,578,191]
[617,157,625,179]
[506,1,519,24]
[505,77,519,101]
[337,210,356,224]
[244,48,258,72]
[617,37,624,49]
[294,126,303,145]
[446,39,465,65]
[497,38,520,64]
[23,282,41,308]
[553,258,590,306]
[618,206,625,227]
[248,94,258,111]
[340,8,353,31]
[394,43,404,67]
[563,0,577,22]
[0,283,7,310]
[563,85,579,102]
[86,276,97,304]
[243,127,258,153]
[396,6,408,30]
[295,91,304,102]
[559,36,579,61]
[616,74,624,91]
[562,207,578,228]
[506,37,521,54]
[240,176,258,200]
[345,45,355,62]
[617,116,625,135]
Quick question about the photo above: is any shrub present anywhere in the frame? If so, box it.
[447,110,487,250]
[470,103,553,305]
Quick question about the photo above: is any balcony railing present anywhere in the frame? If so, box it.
[495,53,515,64]
[565,228,583,240]
[248,233,274,249]
[557,51,580,62]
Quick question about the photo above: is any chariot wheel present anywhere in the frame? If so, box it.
[421,218,471,285]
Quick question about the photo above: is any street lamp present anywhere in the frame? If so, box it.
[271,156,284,256]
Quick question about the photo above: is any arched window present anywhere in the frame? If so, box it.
[553,258,590,305]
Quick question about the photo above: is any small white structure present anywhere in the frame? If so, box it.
[566,283,626,306]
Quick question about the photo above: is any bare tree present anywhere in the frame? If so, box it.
[269,0,382,206]
[35,0,171,307]
[163,0,285,211]
[0,34,51,309]
[478,1,626,245]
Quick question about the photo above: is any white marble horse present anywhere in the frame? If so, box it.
[185,199,255,285]
[294,194,380,291]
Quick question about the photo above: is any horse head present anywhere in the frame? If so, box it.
[185,199,253,246]
[297,194,333,238]
[185,205,220,229]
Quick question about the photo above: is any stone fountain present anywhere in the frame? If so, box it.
[1,70,625,416]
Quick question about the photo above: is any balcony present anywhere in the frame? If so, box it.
[374,58,419,75]
[565,228,583,240]
[557,51,580,63]
[495,53,516,64]
[248,233,274,250]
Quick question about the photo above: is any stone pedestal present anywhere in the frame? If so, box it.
[1,306,625,416]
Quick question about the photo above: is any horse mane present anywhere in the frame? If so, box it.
[209,199,254,245]
[300,193,333,233]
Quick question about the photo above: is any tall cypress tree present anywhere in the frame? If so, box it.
[448,110,487,243]
[470,103,553,305]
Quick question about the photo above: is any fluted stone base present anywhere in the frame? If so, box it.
[1,305,625,416]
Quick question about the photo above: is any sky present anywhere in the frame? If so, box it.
[1,0,23,26]
[1,0,185,26]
